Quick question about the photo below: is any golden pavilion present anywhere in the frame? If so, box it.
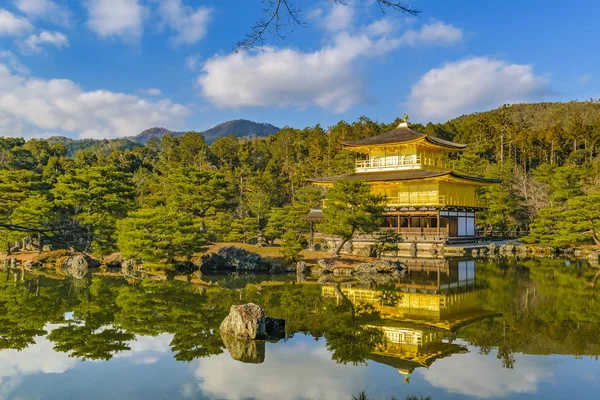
[309,118,499,243]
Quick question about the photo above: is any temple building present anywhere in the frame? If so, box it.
[309,119,499,243]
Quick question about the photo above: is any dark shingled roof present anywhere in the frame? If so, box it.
[303,209,324,220]
[342,124,467,150]
[308,170,500,184]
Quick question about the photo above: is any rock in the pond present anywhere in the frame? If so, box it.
[409,242,418,257]
[220,246,268,271]
[317,259,333,273]
[42,245,53,252]
[200,253,231,271]
[61,254,99,279]
[269,264,284,274]
[220,332,266,364]
[201,246,270,272]
[351,260,404,287]
[296,261,307,282]
[219,303,267,340]
[265,317,286,337]
[23,260,41,270]
[352,260,404,275]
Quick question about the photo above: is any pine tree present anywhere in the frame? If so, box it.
[52,165,136,255]
[321,180,385,255]
[116,206,205,271]
[559,192,600,247]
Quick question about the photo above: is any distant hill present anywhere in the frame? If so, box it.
[129,120,280,144]
[44,136,140,157]
[38,119,280,157]
[202,119,280,142]
[129,127,186,145]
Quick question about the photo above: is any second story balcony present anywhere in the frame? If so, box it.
[356,155,453,172]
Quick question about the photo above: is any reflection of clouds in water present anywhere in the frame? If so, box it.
[0,324,78,400]
[419,347,555,398]
[193,340,367,400]
[113,333,174,365]
[0,325,175,399]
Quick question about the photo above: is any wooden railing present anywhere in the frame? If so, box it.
[356,155,452,170]
[386,194,487,208]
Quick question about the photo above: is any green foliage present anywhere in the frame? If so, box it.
[3,102,600,257]
[322,180,386,255]
[374,230,403,257]
[281,229,306,262]
[116,206,206,271]
[525,192,600,247]
[52,165,136,254]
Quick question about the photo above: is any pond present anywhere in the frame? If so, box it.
[1,256,599,400]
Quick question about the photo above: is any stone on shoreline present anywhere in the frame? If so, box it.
[60,254,100,279]
[201,246,276,272]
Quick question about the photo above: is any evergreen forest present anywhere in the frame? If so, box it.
[1,101,600,270]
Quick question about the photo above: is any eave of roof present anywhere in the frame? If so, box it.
[308,170,501,184]
[342,125,467,150]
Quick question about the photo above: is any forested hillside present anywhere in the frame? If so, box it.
[44,137,141,157]
[202,119,280,142]
[129,120,280,144]
[1,101,599,270]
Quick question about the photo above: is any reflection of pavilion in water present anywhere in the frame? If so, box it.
[322,257,494,381]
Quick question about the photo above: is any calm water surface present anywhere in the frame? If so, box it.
[1,257,599,400]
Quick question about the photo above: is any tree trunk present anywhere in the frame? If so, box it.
[334,238,350,256]
[589,227,600,247]
[590,269,600,289]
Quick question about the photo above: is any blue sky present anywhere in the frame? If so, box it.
[0,0,597,139]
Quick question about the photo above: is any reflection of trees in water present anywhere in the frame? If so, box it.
[458,258,600,368]
[0,273,386,365]
[8,257,600,369]
[0,270,75,351]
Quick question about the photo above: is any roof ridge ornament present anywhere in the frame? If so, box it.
[398,114,410,128]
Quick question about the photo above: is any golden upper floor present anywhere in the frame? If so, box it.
[343,121,466,174]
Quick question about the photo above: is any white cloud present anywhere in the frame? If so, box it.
[140,88,162,96]
[113,333,173,364]
[194,340,366,400]
[324,3,354,32]
[21,30,69,53]
[13,0,71,26]
[420,346,555,398]
[0,50,29,75]
[185,54,200,71]
[198,14,465,113]
[406,57,551,121]
[198,31,401,112]
[0,62,190,139]
[366,19,396,36]
[157,0,212,45]
[0,9,33,36]
[85,0,144,41]
[399,20,464,46]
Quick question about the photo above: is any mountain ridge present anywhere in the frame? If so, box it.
[128,119,280,145]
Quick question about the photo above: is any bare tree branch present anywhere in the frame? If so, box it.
[237,0,420,51]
